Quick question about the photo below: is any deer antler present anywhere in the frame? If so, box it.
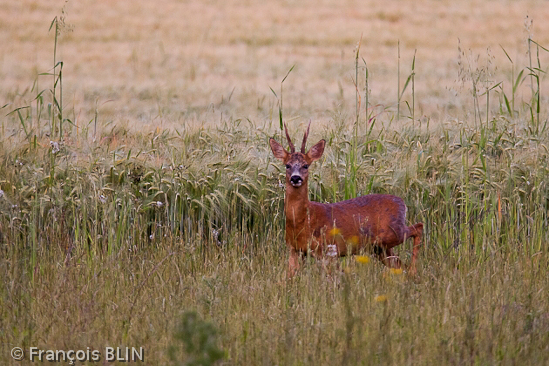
[301,121,311,153]
[284,123,296,153]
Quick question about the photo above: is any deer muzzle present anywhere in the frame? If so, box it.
[290,175,303,187]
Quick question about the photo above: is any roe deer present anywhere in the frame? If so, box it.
[270,123,423,277]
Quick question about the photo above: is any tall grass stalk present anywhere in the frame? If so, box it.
[363,58,369,127]
[354,36,362,129]
[397,40,401,121]
[526,39,549,134]
[396,46,416,125]
[411,50,416,124]
[49,16,62,138]
[499,46,526,118]
[270,64,295,136]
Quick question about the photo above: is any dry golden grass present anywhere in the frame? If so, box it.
[2,0,549,128]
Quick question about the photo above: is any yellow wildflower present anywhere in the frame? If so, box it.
[374,295,388,303]
[355,255,370,264]
[328,227,341,236]
[389,268,404,275]
[348,235,359,245]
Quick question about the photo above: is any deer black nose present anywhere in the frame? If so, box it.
[290,175,303,186]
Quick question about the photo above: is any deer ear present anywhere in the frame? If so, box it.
[269,138,288,161]
[307,139,325,162]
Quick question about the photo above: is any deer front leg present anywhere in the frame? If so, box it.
[288,247,303,278]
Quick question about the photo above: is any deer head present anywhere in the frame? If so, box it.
[269,122,325,188]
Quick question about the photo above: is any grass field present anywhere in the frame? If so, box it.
[2,0,549,365]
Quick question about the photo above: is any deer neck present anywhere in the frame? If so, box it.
[284,183,311,228]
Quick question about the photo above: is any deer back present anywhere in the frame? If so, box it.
[287,194,409,255]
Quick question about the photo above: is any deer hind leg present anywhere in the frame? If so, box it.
[374,246,402,269]
[385,247,402,268]
[406,223,424,274]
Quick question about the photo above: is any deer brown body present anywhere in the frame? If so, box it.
[270,123,423,277]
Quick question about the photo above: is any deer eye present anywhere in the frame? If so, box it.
[285,164,291,169]
[303,164,309,169]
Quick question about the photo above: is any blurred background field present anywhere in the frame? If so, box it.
[3,0,549,126]
[1,0,549,365]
